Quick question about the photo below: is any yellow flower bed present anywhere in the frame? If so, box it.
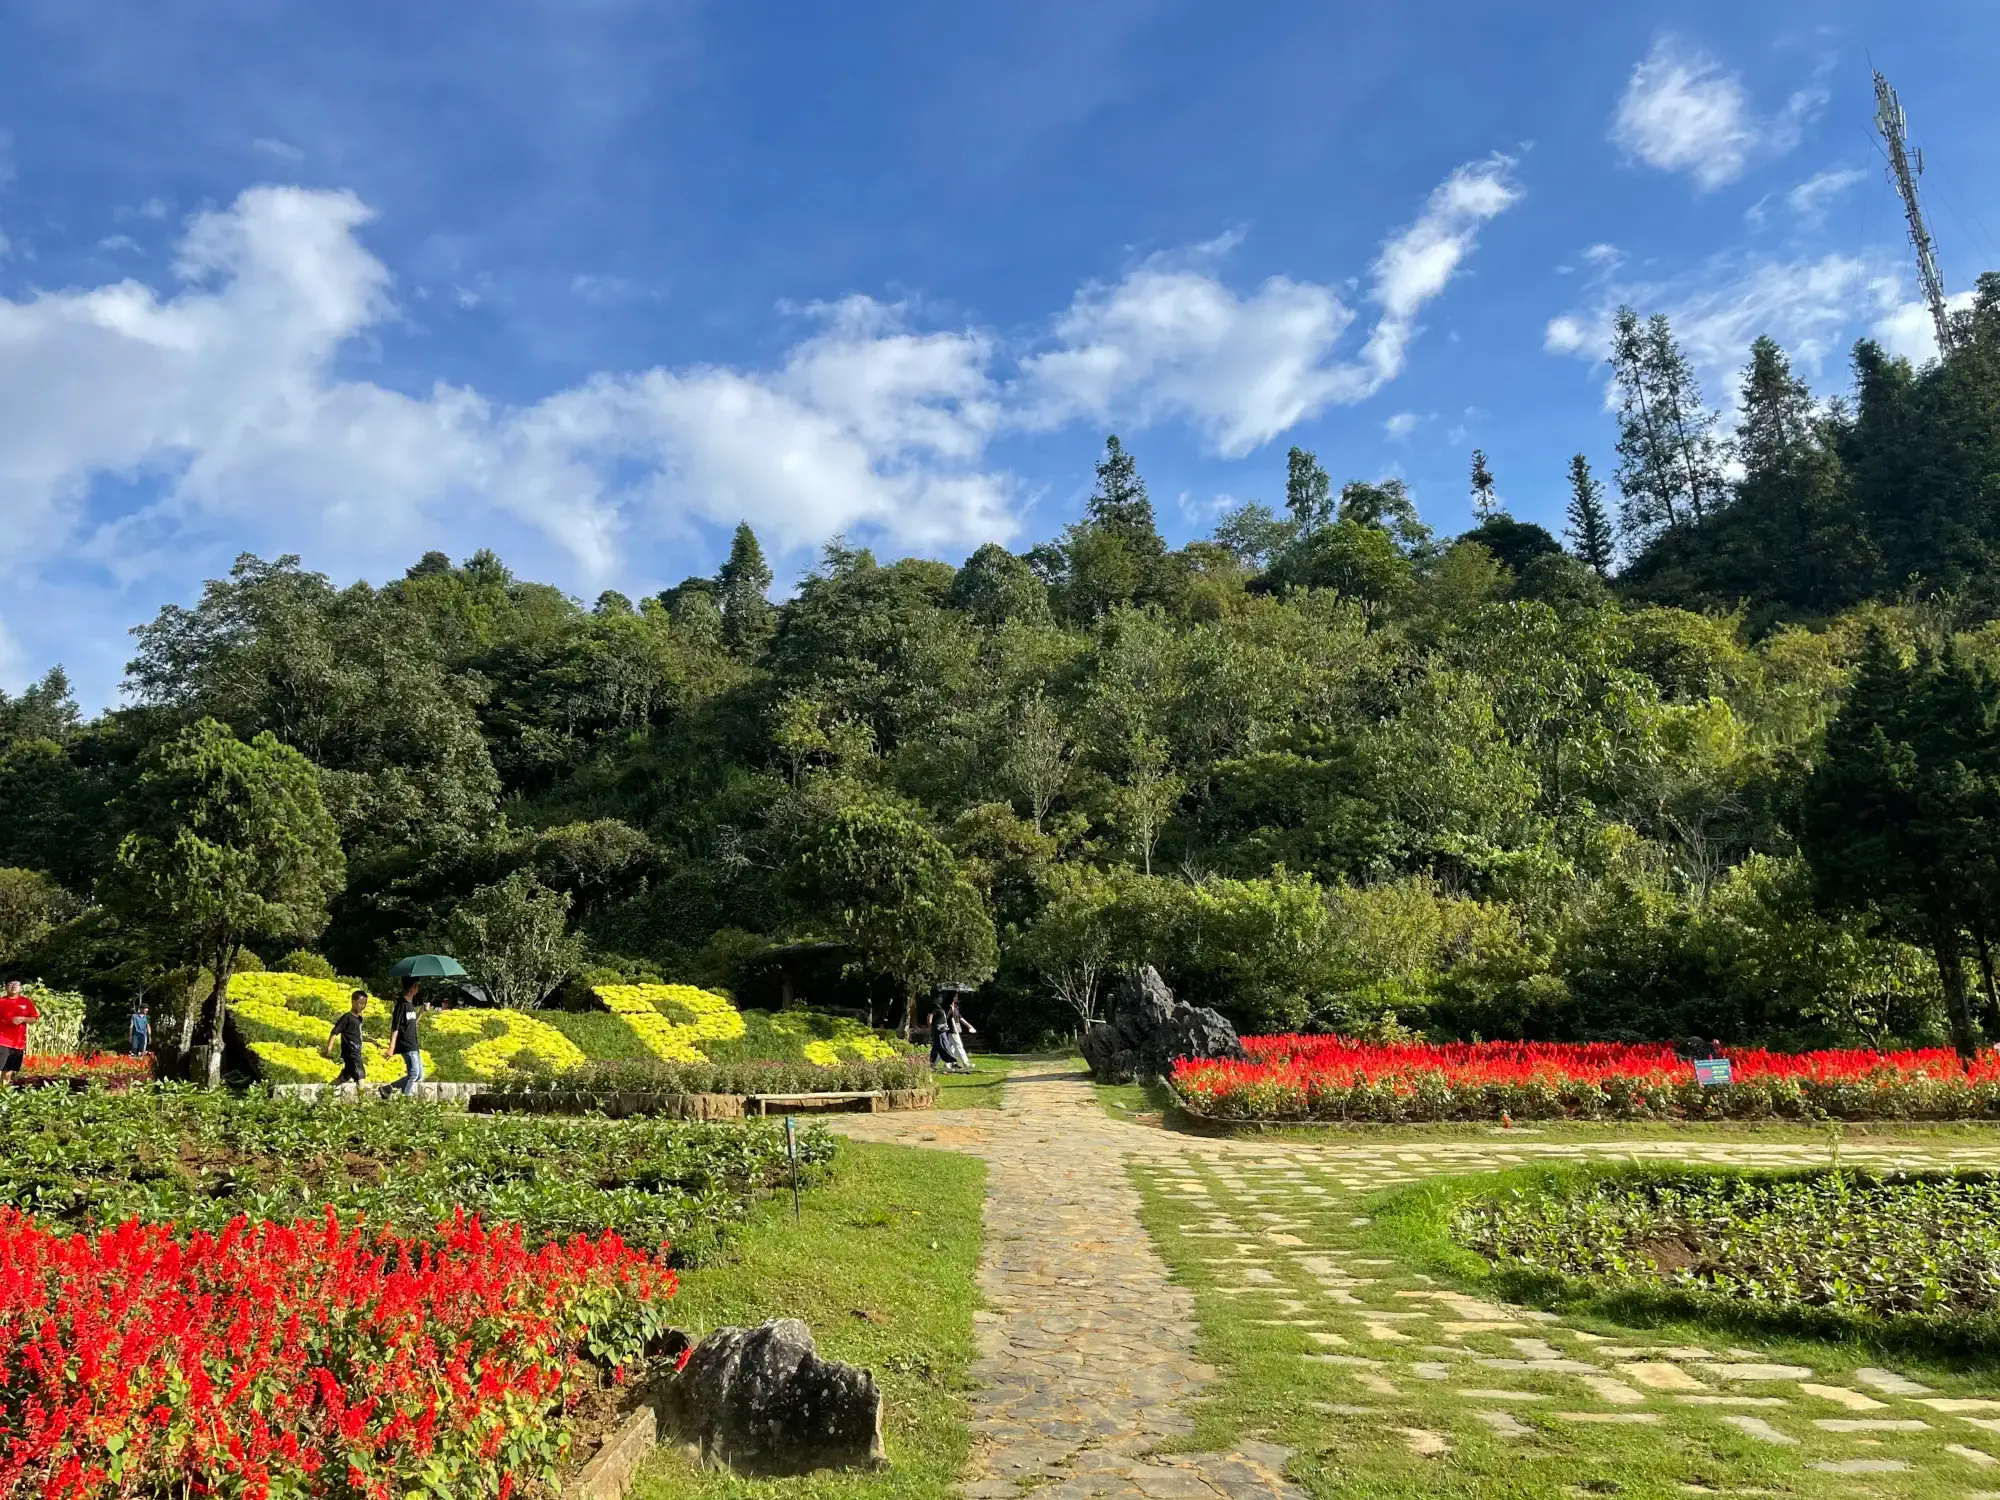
[802,1035,903,1065]
[427,1009,587,1078]
[229,970,576,1083]
[593,984,746,1064]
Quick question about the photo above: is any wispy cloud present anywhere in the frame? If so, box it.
[1612,37,1823,191]
[1023,155,1520,457]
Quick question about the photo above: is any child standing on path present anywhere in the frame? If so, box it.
[0,981,39,1085]
[128,999,151,1057]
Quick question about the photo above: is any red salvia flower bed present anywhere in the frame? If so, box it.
[20,1055,153,1087]
[0,1207,677,1498]
[1173,1037,2000,1123]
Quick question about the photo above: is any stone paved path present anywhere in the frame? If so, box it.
[831,1066,2000,1499]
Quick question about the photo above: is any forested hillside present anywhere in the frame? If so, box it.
[7,279,2000,1053]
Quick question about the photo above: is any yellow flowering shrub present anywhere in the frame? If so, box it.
[427,1009,587,1078]
[230,970,577,1083]
[593,984,746,1064]
[802,1035,903,1065]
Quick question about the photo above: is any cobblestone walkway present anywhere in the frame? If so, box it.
[831,1067,2000,1500]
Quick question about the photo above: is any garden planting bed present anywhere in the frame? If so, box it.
[1172,1035,2000,1122]
[1443,1162,2000,1352]
[0,1084,833,1497]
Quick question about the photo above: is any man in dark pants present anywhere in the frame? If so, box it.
[385,980,425,1098]
[322,990,370,1091]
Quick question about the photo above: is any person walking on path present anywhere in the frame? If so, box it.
[385,980,425,1098]
[946,995,976,1070]
[128,999,151,1058]
[927,1000,954,1071]
[322,990,370,1090]
[0,981,39,1085]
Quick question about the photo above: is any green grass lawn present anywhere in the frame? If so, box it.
[630,1139,984,1500]
[931,1052,1024,1109]
[1130,1152,2000,1500]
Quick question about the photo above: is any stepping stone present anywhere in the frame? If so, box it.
[1395,1427,1450,1456]
[1854,1367,1932,1395]
[1809,1459,1909,1474]
[1700,1364,1813,1381]
[1555,1412,1658,1424]
[1304,1354,1383,1367]
[1720,1416,1796,1445]
[1479,1358,1601,1374]
[1620,1362,1707,1392]
[1306,1331,1350,1346]
[1798,1384,1885,1411]
[1459,1388,1547,1400]
[1472,1409,1533,1439]
[1947,1444,1999,1467]
[1355,1373,1399,1396]
[1442,1320,1521,1333]
[1362,1311,1430,1320]
[1919,1399,2000,1413]
[1581,1377,1648,1407]
[1508,1338,1564,1360]
[1676,1396,1785,1407]
[1362,1323,1411,1342]
[1410,1363,1451,1380]
[1308,1403,1375,1415]
[1814,1417,1929,1432]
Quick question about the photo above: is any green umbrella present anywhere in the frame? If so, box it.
[391,954,468,980]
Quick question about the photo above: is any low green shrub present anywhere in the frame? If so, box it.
[0,1082,834,1265]
[498,1053,933,1097]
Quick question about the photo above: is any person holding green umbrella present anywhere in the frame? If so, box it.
[383,956,465,1098]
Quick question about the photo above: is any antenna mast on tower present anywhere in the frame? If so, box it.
[1874,69,1957,356]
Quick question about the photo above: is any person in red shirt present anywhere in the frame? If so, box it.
[0,981,39,1084]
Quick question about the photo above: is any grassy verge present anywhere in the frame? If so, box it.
[1130,1155,2000,1499]
[933,1052,1021,1109]
[1093,1076,1171,1124]
[1374,1161,2000,1374]
[630,1140,984,1500]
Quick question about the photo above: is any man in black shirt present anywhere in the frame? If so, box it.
[322,990,371,1090]
[386,980,425,1098]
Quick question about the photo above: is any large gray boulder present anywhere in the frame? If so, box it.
[1080,966,1246,1083]
[666,1318,885,1474]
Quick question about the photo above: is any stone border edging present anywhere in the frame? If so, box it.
[564,1393,664,1500]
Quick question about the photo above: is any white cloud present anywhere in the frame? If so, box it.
[0,187,1016,591]
[1544,251,1905,405]
[1785,167,1864,225]
[1612,37,1821,191]
[252,137,306,163]
[1384,411,1420,440]
[1872,290,1978,366]
[1023,155,1519,457]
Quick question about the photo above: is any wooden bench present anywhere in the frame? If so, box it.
[745,1090,884,1116]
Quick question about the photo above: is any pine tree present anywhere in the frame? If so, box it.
[1088,436,1164,558]
[1469,449,1499,521]
[1564,454,1616,575]
[1609,307,1723,542]
[716,521,775,656]
[1646,313,1725,523]
[1284,446,1333,532]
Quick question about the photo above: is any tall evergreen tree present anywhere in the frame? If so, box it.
[1469,449,1500,521]
[1801,629,2000,1060]
[1284,447,1333,532]
[1609,308,1724,542]
[1088,436,1164,557]
[1563,455,1616,576]
[716,521,775,656]
[1731,336,1872,612]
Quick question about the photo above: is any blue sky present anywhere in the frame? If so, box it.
[2,0,1998,706]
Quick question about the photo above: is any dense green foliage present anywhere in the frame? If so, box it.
[1454,1166,2000,1327]
[0,1083,831,1263]
[495,1053,933,1098]
[8,287,2000,1053]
